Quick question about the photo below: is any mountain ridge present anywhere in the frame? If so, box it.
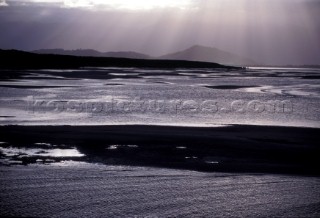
[32,45,257,66]
[159,45,257,66]
[33,49,151,60]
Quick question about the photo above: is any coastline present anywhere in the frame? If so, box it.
[0,49,240,70]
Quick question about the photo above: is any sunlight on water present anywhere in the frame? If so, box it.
[0,147,84,158]
[0,67,319,127]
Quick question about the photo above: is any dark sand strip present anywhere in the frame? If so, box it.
[0,125,319,175]
[205,85,256,90]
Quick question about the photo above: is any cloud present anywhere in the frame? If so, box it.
[0,0,8,6]
[5,0,196,10]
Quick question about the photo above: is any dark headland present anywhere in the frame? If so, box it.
[0,49,239,70]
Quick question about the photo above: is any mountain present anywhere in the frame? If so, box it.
[32,46,257,66]
[159,45,257,66]
[33,49,151,60]
[33,49,101,57]
[102,51,150,59]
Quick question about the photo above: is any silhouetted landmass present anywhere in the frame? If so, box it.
[160,45,257,66]
[0,49,238,70]
[251,64,320,68]
[22,48,320,68]
[33,49,151,59]
[1,125,319,176]
[33,46,257,67]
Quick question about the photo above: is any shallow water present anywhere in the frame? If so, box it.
[0,67,319,127]
[1,163,320,217]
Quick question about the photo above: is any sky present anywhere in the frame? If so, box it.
[0,0,319,65]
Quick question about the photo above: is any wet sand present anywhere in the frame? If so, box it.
[204,85,256,89]
[1,65,320,217]
[1,125,319,175]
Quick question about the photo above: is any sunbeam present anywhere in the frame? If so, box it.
[1,0,319,65]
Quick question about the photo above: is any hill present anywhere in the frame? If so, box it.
[159,45,257,66]
[0,49,239,69]
[33,49,150,60]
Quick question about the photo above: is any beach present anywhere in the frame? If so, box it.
[1,65,320,217]
[1,1,320,216]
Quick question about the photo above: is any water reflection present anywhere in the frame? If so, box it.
[0,146,84,158]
